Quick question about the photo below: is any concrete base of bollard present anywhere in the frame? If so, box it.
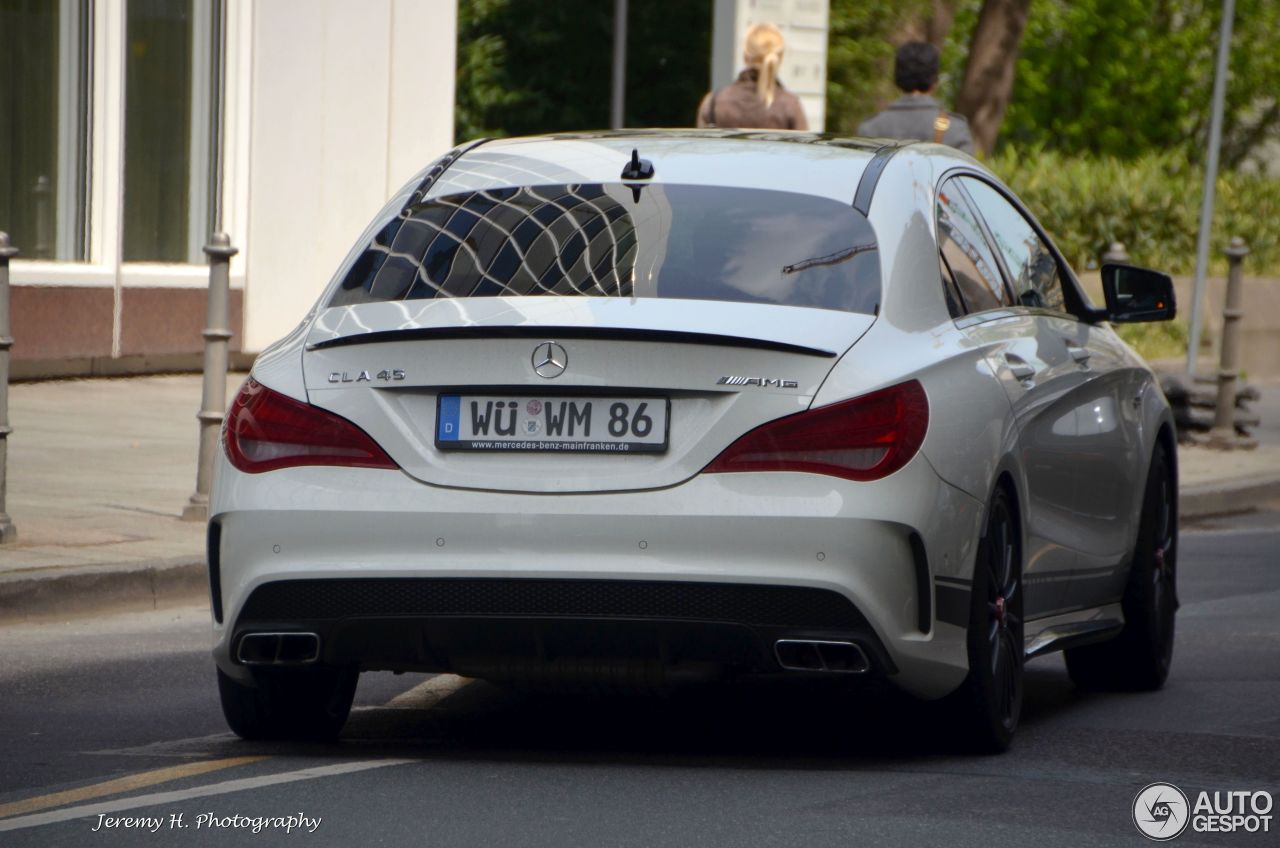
[1187,427,1260,451]
[181,496,209,522]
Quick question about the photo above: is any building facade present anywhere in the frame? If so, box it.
[1,0,457,377]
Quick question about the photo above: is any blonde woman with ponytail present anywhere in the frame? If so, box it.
[697,23,808,131]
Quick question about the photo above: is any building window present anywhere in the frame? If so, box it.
[123,0,222,263]
[0,0,92,261]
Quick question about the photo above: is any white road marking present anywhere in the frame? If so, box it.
[0,759,416,833]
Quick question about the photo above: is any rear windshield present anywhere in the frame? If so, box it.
[329,183,880,315]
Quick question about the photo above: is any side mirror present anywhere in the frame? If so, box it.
[1101,263,1176,323]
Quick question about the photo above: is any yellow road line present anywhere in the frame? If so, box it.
[0,756,267,820]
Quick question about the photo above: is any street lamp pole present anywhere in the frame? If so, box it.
[1186,0,1236,376]
[0,233,17,543]
[611,0,628,130]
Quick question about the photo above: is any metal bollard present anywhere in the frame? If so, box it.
[33,176,52,259]
[0,232,17,543]
[1100,242,1130,266]
[1208,237,1250,448]
[182,233,238,521]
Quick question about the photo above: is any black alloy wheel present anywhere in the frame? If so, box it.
[950,484,1024,753]
[1065,441,1177,690]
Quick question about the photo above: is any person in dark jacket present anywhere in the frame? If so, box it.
[858,41,973,153]
[696,23,808,131]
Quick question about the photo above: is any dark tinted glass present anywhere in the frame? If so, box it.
[936,180,1010,313]
[938,253,966,318]
[962,178,1065,313]
[330,183,881,315]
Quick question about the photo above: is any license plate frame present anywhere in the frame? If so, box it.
[435,394,670,453]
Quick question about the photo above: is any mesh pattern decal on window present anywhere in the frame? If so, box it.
[334,184,637,306]
[330,182,881,316]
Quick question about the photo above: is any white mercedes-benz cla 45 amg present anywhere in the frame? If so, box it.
[209,131,1180,751]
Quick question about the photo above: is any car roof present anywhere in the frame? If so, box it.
[427,129,959,207]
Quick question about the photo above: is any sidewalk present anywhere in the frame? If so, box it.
[1,375,241,622]
[2,374,1279,624]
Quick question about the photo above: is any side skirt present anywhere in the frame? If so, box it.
[1024,603,1125,659]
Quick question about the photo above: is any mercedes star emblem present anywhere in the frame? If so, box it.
[532,341,568,379]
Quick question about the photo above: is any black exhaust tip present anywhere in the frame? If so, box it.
[774,639,870,674]
[237,632,321,665]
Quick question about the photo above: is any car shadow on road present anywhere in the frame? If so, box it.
[286,658,1093,767]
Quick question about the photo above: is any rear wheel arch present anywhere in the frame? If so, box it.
[994,472,1022,537]
[976,467,1024,577]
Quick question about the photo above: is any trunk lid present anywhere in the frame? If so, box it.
[302,298,873,493]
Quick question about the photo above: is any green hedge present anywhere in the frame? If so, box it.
[986,149,1280,276]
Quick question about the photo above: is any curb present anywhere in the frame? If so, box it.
[0,557,207,625]
[1,475,1278,625]
[1181,475,1280,520]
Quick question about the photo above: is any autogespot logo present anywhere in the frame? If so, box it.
[1133,783,1275,840]
[1133,783,1190,841]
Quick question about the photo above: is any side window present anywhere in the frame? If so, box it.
[936,179,1011,314]
[962,178,1066,313]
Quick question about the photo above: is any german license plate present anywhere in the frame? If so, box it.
[436,395,669,453]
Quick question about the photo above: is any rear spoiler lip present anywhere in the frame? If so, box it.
[306,325,839,358]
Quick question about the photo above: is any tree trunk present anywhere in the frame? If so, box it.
[924,0,958,46]
[895,1,958,48]
[954,0,1032,155]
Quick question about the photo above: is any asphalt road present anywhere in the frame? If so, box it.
[1,508,1276,847]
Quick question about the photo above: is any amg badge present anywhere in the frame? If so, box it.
[717,376,799,388]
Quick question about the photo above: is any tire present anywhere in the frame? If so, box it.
[948,484,1024,753]
[1065,441,1177,691]
[217,665,358,741]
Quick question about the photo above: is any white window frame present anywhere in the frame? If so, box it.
[12,0,251,296]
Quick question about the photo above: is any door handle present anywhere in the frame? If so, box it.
[1004,354,1036,382]
[1067,345,1092,366]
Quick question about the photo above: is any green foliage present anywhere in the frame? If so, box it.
[996,0,1280,166]
[456,0,1279,168]
[1115,319,1192,363]
[988,148,1280,275]
[455,0,711,142]
[451,0,1280,298]
[825,0,932,136]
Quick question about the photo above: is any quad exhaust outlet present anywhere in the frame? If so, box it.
[237,632,321,665]
[774,639,870,674]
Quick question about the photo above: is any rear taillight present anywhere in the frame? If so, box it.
[223,378,397,473]
[703,380,928,482]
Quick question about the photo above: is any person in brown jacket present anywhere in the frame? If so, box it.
[696,23,809,131]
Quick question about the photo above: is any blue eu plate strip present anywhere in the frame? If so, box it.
[438,394,460,441]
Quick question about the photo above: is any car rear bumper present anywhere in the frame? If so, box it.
[209,453,983,698]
